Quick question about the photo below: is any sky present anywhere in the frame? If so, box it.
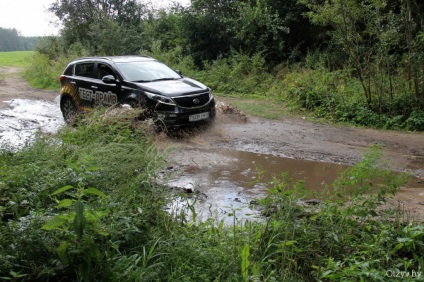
[0,0,190,37]
[0,0,59,37]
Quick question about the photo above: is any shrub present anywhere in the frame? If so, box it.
[404,110,424,131]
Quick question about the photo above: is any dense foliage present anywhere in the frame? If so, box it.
[0,111,422,281]
[24,0,423,130]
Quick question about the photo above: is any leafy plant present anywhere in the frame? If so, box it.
[42,184,109,282]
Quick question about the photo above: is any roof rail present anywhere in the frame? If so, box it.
[74,55,151,61]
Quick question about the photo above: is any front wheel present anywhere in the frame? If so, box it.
[60,96,78,123]
[124,98,152,120]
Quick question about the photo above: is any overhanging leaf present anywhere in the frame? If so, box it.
[57,199,74,208]
[51,185,74,196]
[83,187,107,197]
[41,215,70,230]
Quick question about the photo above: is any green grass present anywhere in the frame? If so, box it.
[0,51,34,67]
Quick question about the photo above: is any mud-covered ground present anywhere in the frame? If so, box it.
[161,105,424,222]
[0,67,58,109]
[1,66,423,221]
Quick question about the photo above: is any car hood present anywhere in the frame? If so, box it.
[135,78,208,96]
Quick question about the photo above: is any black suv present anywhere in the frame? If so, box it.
[59,56,216,127]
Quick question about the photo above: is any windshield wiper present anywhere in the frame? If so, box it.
[132,78,180,83]
[132,79,152,83]
[151,77,179,82]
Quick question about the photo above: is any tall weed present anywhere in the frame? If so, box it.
[255,146,420,281]
[0,110,166,280]
[22,42,90,90]
[143,46,274,97]
[201,51,273,96]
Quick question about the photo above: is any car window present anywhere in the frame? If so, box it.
[75,62,95,78]
[96,63,115,79]
[115,61,181,82]
[63,64,74,76]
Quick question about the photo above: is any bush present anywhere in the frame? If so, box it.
[278,66,424,131]
[404,110,424,131]
[22,42,90,90]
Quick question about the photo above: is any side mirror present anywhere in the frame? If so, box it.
[102,75,117,84]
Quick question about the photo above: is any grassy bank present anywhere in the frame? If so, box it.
[0,110,422,281]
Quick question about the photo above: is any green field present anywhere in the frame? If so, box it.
[0,51,34,67]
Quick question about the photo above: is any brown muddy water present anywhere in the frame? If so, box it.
[165,148,344,224]
[164,148,423,224]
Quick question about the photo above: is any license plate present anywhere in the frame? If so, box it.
[189,112,209,122]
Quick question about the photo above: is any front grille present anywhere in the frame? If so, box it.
[173,92,210,108]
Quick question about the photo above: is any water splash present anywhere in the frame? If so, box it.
[0,97,64,150]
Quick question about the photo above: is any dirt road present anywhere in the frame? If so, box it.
[1,66,423,221]
[0,66,57,109]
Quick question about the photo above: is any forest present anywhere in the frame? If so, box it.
[29,0,424,130]
[0,27,40,51]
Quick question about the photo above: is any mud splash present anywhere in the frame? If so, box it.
[0,98,64,150]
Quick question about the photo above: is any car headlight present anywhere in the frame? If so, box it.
[145,91,176,105]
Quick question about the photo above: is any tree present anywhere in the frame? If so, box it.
[179,0,239,66]
[232,1,288,61]
[262,0,327,62]
[0,28,21,51]
[49,0,146,52]
[0,27,40,51]
[303,0,424,110]
[142,9,186,52]
[181,0,321,66]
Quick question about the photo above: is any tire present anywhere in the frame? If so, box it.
[60,96,78,123]
[125,98,152,120]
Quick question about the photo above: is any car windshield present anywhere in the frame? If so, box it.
[116,61,181,82]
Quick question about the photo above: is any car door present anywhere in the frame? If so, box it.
[74,61,120,107]
[74,61,98,108]
[92,62,120,106]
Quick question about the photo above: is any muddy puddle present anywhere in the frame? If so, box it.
[165,148,344,224]
[165,147,424,224]
[0,97,64,150]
